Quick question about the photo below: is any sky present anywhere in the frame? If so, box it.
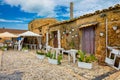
[0,0,120,30]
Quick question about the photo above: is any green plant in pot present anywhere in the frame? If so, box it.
[57,54,62,64]
[36,51,44,55]
[47,51,62,65]
[22,46,28,52]
[78,50,96,69]
[36,50,45,59]
[22,46,28,50]
[1,46,8,51]
[45,51,52,58]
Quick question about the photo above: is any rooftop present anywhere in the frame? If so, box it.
[0,28,27,34]
[49,4,120,27]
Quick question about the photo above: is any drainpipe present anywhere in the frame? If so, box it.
[46,32,48,47]
[105,18,108,56]
[100,13,108,57]
[58,30,61,48]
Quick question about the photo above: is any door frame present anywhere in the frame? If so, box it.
[81,27,95,54]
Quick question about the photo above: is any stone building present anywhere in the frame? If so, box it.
[28,18,57,46]
[47,4,120,63]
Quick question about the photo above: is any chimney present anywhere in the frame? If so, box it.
[70,2,73,19]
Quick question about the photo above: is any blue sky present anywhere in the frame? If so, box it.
[0,0,120,30]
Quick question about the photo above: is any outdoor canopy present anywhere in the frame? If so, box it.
[18,31,41,37]
[0,32,18,38]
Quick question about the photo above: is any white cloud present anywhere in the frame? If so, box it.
[3,0,56,17]
[17,17,32,21]
[65,0,120,18]
[0,18,23,23]
[3,0,120,19]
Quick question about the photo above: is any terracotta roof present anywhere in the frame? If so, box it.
[0,28,27,34]
[49,4,120,27]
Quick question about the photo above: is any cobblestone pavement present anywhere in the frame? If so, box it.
[0,50,119,80]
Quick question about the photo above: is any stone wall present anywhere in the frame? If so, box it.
[28,18,57,45]
[49,6,120,63]
[49,21,79,49]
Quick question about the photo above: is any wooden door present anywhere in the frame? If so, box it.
[82,27,95,54]
[53,31,58,48]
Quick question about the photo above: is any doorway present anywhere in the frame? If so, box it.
[53,31,58,48]
[82,27,95,54]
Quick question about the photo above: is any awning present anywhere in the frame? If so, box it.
[79,22,98,29]
[18,31,41,37]
[0,32,18,38]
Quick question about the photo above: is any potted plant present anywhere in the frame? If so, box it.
[22,46,28,52]
[46,51,62,65]
[36,50,45,59]
[1,46,8,51]
[78,50,96,69]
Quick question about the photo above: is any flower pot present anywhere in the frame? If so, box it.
[105,57,114,65]
[78,62,92,69]
[48,58,58,64]
[4,48,7,51]
[23,50,28,53]
[37,55,45,59]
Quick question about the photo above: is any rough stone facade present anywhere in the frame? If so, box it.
[48,4,120,63]
[28,18,57,45]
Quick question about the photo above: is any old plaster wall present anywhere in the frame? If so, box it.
[76,9,120,63]
[49,7,120,63]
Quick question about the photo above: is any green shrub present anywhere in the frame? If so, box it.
[78,50,96,63]
[36,51,44,55]
[22,46,28,50]
[53,52,56,59]
[46,51,62,64]
[45,51,51,57]
[58,54,62,64]
[1,46,8,51]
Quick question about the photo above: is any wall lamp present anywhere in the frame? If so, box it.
[113,26,118,31]
[100,32,104,37]
[72,29,74,31]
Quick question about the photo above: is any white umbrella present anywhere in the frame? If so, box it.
[18,31,41,37]
[0,32,18,38]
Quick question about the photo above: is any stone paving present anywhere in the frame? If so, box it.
[0,50,119,80]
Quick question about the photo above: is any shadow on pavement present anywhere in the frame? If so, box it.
[0,71,23,80]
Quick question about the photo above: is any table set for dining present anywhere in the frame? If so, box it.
[24,43,38,50]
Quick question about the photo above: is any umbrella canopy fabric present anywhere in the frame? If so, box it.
[18,31,41,37]
[0,32,18,38]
